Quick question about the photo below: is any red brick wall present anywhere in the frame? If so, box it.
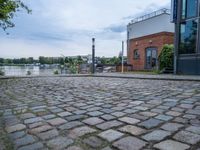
[127,32,174,70]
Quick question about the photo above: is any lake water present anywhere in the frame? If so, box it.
[0,66,63,76]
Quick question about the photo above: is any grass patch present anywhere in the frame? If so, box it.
[0,118,14,150]
[126,70,160,75]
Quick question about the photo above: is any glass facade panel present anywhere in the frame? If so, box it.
[179,20,197,54]
[182,0,198,19]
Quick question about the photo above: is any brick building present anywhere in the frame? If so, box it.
[127,9,174,70]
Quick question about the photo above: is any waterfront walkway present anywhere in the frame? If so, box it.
[0,76,200,150]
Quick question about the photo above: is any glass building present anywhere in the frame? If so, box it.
[172,0,200,74]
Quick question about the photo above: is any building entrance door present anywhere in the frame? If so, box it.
[146,48,157,69]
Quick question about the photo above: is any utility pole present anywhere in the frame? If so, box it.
[92,38,95,74]
[121,41,124,73]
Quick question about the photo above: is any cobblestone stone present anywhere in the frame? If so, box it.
[47,137,74,149]
[113,136,147,150]
[0,77,200,149]
[83,117,104,125]
[66,146,83,150]
[6,124,26,133]
[24,117,43,124]
[118,117,140,124]
[119,125,146,135]
[37,129,59,140]
[173,130,200,144]
[96,120,123,130]
[68,126,97,139]
[142,130,171,141]
[139,118,163,129]
[98,129,124,142]
[59,121,83,130]
[47,118,67,126]
[29,125,52,134]
[14,135,36,148]
[154,140,190,150]
[83,136,103,148]
[18,142,44,150]
[161,123,184,132]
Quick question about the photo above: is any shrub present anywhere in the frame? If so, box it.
[0,70,5,76]
[54,70,59,75]
[158,44,174,71]
[26,71,31,75]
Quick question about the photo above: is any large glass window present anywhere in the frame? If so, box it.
[182,0,198,19]
[179,20,197,54]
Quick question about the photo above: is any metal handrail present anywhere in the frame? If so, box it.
[129,8,171,25]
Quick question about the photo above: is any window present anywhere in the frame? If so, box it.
[179,19,197,54]
[179,0,198,54]
[134,49,140,59]
[182,0,198,19]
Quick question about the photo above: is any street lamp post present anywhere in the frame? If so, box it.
[122,41,124,73]
[92,38,95,74]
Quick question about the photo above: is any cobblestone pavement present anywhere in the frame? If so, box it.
[0,77,200,150]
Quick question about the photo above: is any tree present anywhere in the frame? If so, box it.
[0,0,31,31]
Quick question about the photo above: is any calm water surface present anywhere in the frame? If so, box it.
[0,66,62,76]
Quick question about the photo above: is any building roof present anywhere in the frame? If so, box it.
[128,8,170,25]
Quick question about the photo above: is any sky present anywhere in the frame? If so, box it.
[0,0,171,59]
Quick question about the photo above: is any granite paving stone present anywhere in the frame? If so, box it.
[87,111,104,117]
[118,117,140,124]
[96,120,123,130]
[118,125,146,135]
[6,124,26,133]
[68,126,97,139]
[161,123,184,132]
[18,142,44,150]
[113,136,147,150]
[142,129,171,141]
[173,130,200,144]
[47,118,67,126]
[57,111,72,117]
[83,136,103,148]
[28,125,53,134]
[1,77,200,149]
[139,118,163,129]
[37,129,59,140]
[59,121,83,130]
[9,131,26,140]
[24,117,43,124]
[98,129,124,142]
[100,114,115,120]
[153,140,190,150]
[155,114,173,121]
[185,126,200,134]
[83,117,104,125]
[101,146,113,150]
[66,146,83,150]
[14,135,36,148]
[47,137,74,149]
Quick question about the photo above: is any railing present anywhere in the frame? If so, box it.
[129,8,171,25]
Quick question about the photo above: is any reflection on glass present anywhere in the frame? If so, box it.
[182,0,198,19]
[179,20,197,54]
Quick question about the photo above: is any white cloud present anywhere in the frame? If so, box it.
[0,0,171,58]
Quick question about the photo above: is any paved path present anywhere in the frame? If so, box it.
[0,77,200,150]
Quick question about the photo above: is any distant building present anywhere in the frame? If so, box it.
[127,8,174,70]
[172,0,200,75]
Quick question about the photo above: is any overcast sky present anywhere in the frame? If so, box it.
[0,0,170,59]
